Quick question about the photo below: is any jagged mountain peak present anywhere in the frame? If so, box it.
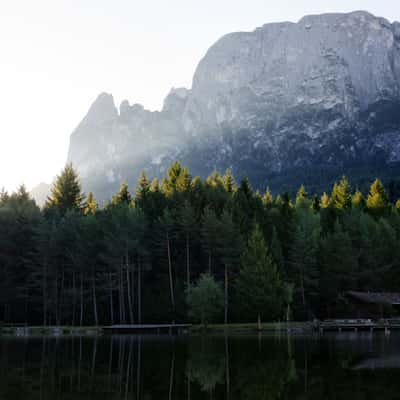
[67,11,400,201]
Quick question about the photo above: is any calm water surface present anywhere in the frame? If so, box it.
[0,333,399,399]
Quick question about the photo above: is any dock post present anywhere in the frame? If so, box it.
[338,327,342,332]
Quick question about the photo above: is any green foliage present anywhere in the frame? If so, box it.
[45,163,84,216]
[236,226,288,322]
[186,273,224,326]
[367,179,390,217]
[3,161,400,325]
[111,182,132,205]
[84,192,98,215]
[330,176,352,210]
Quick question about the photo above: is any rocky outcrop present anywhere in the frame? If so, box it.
[67,11,400,199]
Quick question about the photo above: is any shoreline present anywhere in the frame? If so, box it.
[0,322,313,337]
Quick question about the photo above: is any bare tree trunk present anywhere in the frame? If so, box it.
[60,267,65,325]
[224,264,229,324]
[208,252,212,274]
[92,273,98,326]
[126,261,134,324]
[120,264,126,324]
[300,271,306,309]
[167,233,175,317]
[72,271,76,326]
[42,260,47,326]
[79,272,84,327]
[257,313,262,331]
[55,266,59,325]
[138,259,142,324]
[109,272,114,325]
[186,235,190,290]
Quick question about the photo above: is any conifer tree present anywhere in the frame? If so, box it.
[84,192,98,215]
[270,227,284,271]
[217,209,242,324]
[111,182,132,205]
[287,208,320,318]
[262,187,274,208]
[352,190,366,210]
[330,176,352,210]
[320,192,330,208]
[45,163,84,216]
[320,220,358,317]
[222,169,236,194]
[201,207,220,273]
[236,225,288,329]
[135,171,150,207]
[366,179,390,217]
[311,195,320,212]
[179,202,197,290]
[158,209,177,318]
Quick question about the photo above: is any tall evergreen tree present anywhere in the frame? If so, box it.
[84,192,98,215]
[236,225,288,329]
[330,176,352,210]
[45,163,84,216]
[111,182,132,205]
[366,179,390,217]
[217,209,242,324]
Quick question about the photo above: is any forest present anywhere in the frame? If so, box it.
[1,161,400,326]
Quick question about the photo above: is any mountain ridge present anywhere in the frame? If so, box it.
[64,10,400,201]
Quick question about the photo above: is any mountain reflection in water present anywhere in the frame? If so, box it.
[0,333,399,399]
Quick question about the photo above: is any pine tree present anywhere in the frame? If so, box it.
[84,192,98,215]
[223,169,236,194]
[287,208,320,318]
[111,182,132,205]
[135,171,150,208]
[45,163,84,216]
[262,187,274,208]
[352,190,366,210]
[236,225,288,328]
[330,176,352,210]
[311,195,320,212]
[320,220,358,317]
[366,179,390,217]
[320,192,330,208]
[201,207,220,273]
[270,227,284,271]
[179,202,197,290]
[217,209,242,324]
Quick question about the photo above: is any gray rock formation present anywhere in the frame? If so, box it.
[67,11,400,199]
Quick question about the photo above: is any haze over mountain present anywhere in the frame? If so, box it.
[64,10,400,202]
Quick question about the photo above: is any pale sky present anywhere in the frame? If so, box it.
[1,0,400,191]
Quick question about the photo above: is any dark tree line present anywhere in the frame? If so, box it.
[1,162,400,325]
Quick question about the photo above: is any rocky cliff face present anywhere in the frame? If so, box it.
[67,11,400,200]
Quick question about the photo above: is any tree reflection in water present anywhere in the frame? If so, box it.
[0,334,399,399]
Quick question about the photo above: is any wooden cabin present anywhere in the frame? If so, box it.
[344,291,400,319]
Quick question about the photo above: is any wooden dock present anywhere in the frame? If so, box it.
[103,324,192,335]
[316,319,400,334]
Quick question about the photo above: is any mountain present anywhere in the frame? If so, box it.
[67,11,400,201]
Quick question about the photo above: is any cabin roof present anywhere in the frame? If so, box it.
[346,291,400,305]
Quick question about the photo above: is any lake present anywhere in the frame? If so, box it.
[0,333,399,399]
